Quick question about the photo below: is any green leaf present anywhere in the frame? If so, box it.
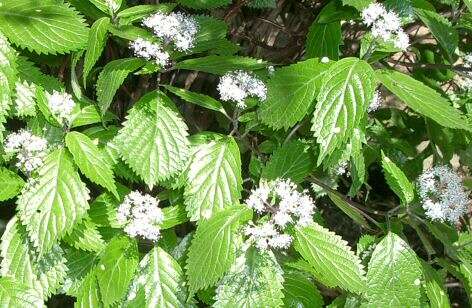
[96,236,139,307]
[0,31,17,145]
[342,0,372,10]
[262,140,314,184]
[16,57,63,92]
[62,248,99,297]
[17,148,90,255]
[0,277,44,308]
[294,222,366,294]
[96,58,146,115]
[164,85,228,116]
[327,192,370,229]
[116,4,176,25]
[175,55,267,75]
[0,0,89,55]
[415,9,458,61]
[421,261,451,308]
[0,217,68,299]
[66,131,118,197]
[75,270,102,308]
[214,247,284,308]
[0,167,25,201]
[311,58,376,164]
[186,206,252,295]
[259,58,332,130]
[83,17,110,86]
[364,232,423,307]
[282,270,324,308]
[125,247,189,307]
[161,204,189,230]
[381,152,414,205]
[115,91,190,188]
[177,0,231,9]
[62,216,106,253]
[184,135,243,221]
[376,69,471,131]
[306,22,342,60]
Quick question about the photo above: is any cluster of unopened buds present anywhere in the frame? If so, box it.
[362,3,410,50]
[45,90,75,126]
[417,166,470,224]
[117,191,164,241]
[244,178,316,250]
[4,130,48,173]
[130,12,198,67]
[217,70,267,109]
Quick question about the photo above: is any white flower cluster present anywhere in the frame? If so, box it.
[142,12,198,51]
[4,130,48,173]
[418,166,470,224]
[244,178,316,250]
[362,3,409,50]
[129,38,170,67]
[368,90,382,112]
[117,191,164,241]
[45,90,75,125]
[217,70,267,109]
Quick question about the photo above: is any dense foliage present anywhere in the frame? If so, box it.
[0,0,472,307]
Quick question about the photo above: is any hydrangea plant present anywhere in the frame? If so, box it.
[0,0,471,307]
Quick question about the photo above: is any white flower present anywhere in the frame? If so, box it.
[321,56,330,63]
[15,81,36,117]
[117,191,164,241]
[217,70,267,108]
[368,90,382,112]
[362,3,409,50]
[417,166,470,224]
[458,54,472,92]
[142,12,198,51]
[4,130,48,173]
[130,38,170,67]
[361,3,386,26]
[45,90,75,125]
[244,178,316,251]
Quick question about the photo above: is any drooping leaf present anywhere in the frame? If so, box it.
[164,85,228,116]
[83,17,110,85]
[294,222,366,294]
[96,236,139,307]
[311,57,376,164]
[0,0,89,55]
[0,217,68,299]
[17,148,90,255]
[262,139,314,184]
[381,151,414,205]
[125,247,189,307]
[184,134,243,221]
[186,206,252,295]
[259,58,332,130]
[282,270,324,308]
[62,216,106,253]
[327,192,370,229]
[115,91,190,188]
[96,58,146,115]
[66,131,118,197]
[0,167,25,201]
[0,277,44,308]
[421,261,451,308]
[376,69,471,131]
[306,22,342,60]
[415,9,458,61]
[214,247,284,307]
[177,0,232,10]
[364,232,423,307]
[175,55,267,75]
